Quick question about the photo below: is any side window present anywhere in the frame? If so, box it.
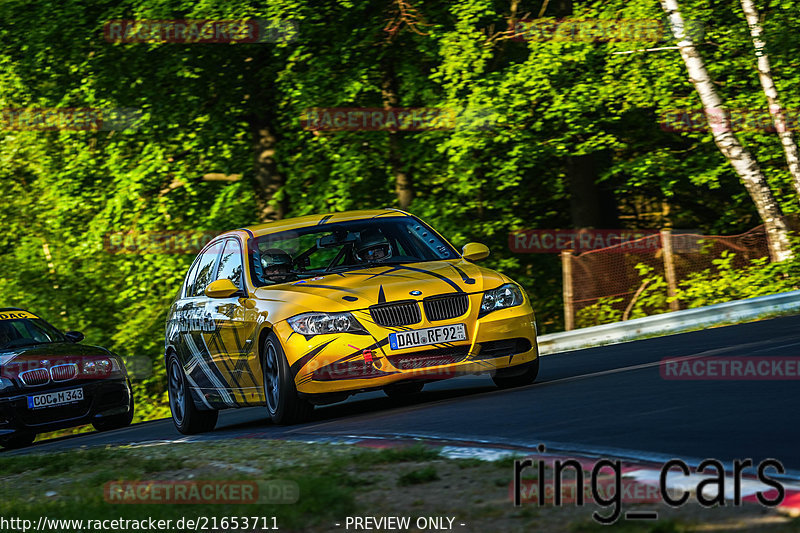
[190,242,223,297]
[216,239,244,289]
[183,257,202,298]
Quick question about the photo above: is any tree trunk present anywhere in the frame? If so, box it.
[381,64,413,210]
[389,133,413,210]
[660,0,793,261]
[251,120,286,221]
[567,153,619,228]
[740,0,800,200]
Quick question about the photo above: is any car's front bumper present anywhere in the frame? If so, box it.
[281,298,538,395]
[0,377,132,437]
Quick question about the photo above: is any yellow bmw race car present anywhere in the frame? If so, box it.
[165,209,538,433]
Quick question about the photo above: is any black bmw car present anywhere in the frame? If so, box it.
[0,308,134,449]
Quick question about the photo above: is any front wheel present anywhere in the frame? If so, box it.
[263,332,313,425]
[167,353,218,434]
[492,357,539,389]
[0,430,36,450]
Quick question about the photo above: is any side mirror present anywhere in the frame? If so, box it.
[204,279,241,299]
[64,331,85,343]
[462,242,490,261]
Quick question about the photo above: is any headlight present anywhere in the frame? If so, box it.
[0,377,14,392]
[81,358,113,376]
[480,283,524,317]
[288,312,366,336]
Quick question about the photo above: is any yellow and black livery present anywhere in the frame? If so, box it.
[164,209,538,433]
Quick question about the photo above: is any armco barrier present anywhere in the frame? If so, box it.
[538,290,800,355]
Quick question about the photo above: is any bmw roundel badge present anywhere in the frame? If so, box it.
[409,290,422,296]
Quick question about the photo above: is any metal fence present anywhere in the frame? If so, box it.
[561,226,772,330]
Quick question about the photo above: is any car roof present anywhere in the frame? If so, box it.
[238,208,412,238]
[0,307,25,312]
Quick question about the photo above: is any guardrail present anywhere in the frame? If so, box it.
[537,289,800,355]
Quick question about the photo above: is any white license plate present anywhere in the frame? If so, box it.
[389,324,467,350]
[27,388,84,409]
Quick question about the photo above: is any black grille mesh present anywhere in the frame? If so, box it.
[387,346,470,370]
[369,301,421,327]
[50,364,78,382]
[423,294,469,321]
[20,368,49,386]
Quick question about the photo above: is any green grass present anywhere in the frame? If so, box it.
[351,443,441,465]
[397,466,439,486]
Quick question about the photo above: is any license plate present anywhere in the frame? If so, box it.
[27,388,84,409]
[389,324,467,350]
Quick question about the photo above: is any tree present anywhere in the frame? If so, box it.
[740,0,800,202]
[660,0,793,261]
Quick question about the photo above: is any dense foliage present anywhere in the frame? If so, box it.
[2,0,800,421]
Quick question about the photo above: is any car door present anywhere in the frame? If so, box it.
[203,238,262,405]
[174,240,239,408]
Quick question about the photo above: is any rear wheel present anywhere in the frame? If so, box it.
[167,353,218,434]
[0,430,35,450]
[384,382,424,398]
[492,357,539,389]
[263,332,313,425]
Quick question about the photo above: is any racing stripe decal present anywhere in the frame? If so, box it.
[345,271,417,280]
[194,332,240,407]
[394,265,464,293]
[317,214,334,225]
[378,285,386,303]
[290,338,336,377]
[184,371,214,409]
[204,329,246,392]
[185,333,237,407]
[295,337,396,385]
[449,264,476,285]
[364,266,404,281]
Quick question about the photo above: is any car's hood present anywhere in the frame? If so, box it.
[0,342,112,367]
[253,259,511,320]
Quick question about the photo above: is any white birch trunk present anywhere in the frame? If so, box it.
[740,0,800,200]
[660,0,793,261]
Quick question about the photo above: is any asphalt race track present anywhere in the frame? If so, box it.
[7,315,800,473]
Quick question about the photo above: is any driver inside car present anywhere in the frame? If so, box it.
[261,248,295,284]
[353,228,393,263]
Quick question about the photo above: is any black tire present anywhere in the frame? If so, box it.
[0,431,35,450]
[167,353,218,434]
[263,332,313,425]
[384,381,424,398]
[492,357,540,389]
[92,387,134,432]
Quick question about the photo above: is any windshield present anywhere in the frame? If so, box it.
[248,216,459,287]
[0,313,66,350]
